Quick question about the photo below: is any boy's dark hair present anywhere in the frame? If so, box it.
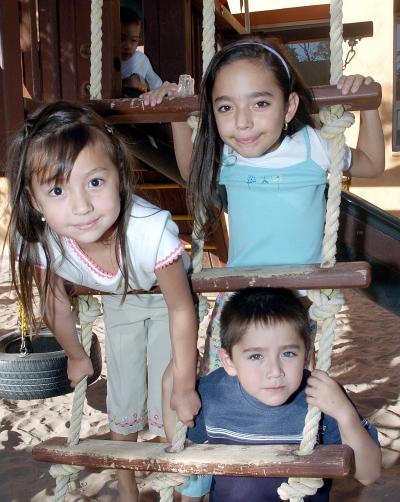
[187,38,315,238]
[220,287,311,356]
[120,6,141,27]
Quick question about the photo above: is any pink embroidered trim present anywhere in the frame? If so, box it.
[148,414,163,430]
[67,238,118,279]
[108,411,147,428]
[107,412,163,430]
[155,242,184,270]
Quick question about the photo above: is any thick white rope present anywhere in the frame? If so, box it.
[201,0,216,75]
[278,1,349,499]
[50,296,101,501]
[90,0,103,99]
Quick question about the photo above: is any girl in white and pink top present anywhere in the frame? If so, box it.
[6,101,199,502]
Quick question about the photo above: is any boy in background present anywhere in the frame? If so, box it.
[120,6,162,94]
[163,287,381,501]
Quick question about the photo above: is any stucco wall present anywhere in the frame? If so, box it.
[341,0,399,217]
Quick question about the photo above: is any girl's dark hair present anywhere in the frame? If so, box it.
[6,101,136,330]
[187,39,315,238]
[220,287,311,357]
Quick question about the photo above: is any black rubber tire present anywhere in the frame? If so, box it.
[0,328,102,400]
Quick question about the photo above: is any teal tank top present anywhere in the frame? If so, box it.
[219,127,327,267]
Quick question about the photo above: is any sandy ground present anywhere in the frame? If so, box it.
[0,260,399,501]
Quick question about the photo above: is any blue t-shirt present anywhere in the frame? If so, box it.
[188,368,379,502]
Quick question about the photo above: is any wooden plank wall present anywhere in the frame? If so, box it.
[0,0,120,171]
[143,0,198,86]
[0,0,25,169]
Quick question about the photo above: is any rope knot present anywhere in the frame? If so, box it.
[78,296,102,323]
[187,115,200,143]
[50,463,84,479]
[277,477,324,500]
[308,289,345,322]
[319,106,355,140]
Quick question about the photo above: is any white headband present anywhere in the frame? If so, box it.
[232,41,291,80]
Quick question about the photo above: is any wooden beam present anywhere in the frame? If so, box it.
[86,82,382,124]
[23,82,382,124]
[250,22,374,44]
[38,0,61,100]
[233,5,331,27]
[20,0,42,100]
[66,261,371,296]
[193,0,246,35]
[32,438,354,479]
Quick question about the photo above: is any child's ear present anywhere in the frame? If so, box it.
[218,348,238,377]
[285,92,300,124]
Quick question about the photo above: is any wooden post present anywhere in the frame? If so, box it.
[20,0,42,100]
[37,0,61,101]
[143,0,193,83]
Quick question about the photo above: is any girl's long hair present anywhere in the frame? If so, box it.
[187,39,315,238]
[6,101,136,330]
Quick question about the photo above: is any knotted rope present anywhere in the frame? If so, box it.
[278,1,351,499]
[50,296,101,501]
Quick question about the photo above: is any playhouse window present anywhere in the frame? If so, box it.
[286,41,330,87]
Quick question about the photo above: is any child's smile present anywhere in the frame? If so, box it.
[211,58,298,158]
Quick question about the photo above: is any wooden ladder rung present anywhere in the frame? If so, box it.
[32,438,354,479]
[184,243,216,250]
[137,183,181,190]
[66,261,371,296]
[172,214,192,221]
[86,83,382,124]
[187,261,371,291]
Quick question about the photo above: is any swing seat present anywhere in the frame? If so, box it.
[32,437,354,479]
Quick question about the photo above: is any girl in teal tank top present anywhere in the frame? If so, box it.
[181,41,383,379]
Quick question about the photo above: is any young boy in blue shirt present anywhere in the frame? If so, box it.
[120,7,162,95]
[163,287,381,501]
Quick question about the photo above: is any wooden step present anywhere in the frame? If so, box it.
[32,438,354,479]
[87,83,382,124]
[65,261,371,296]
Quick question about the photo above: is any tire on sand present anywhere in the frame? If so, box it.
[0,328,102,400]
